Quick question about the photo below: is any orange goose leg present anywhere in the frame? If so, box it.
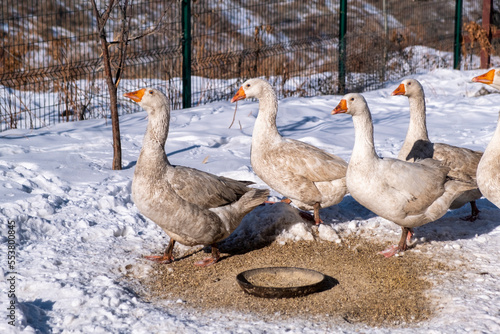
[144,239,175,263]
[312,202,323,225]
[194,244,221,267]
[379,227,414,258]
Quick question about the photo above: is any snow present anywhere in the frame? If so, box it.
[1,68,500,333]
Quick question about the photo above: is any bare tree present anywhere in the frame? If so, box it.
[91,0,129,170]
[90,0,170,170]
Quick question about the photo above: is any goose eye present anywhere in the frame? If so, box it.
[149,90,154,95]
[350,97,354,101]
[407,82,412,86]
[246,84,250,88]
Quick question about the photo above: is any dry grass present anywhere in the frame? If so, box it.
[130,237,450,327]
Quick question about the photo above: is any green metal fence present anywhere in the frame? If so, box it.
[0,0,483,131]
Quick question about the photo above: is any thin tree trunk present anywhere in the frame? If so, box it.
[92,0,122,170]
[100,27,122,170]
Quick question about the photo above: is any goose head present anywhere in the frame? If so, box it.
[231,78,270,102]
[472,69,500,91]
[124,88,169,116]
[331,93,368,117]
[391,78,424,97]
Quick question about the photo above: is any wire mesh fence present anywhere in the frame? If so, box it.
[0,0,484,131]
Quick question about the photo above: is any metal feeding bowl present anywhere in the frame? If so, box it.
[236,267,327,298]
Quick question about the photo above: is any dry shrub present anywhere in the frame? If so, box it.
[0,39,31,75]
[49,39,89,122]
[462,21,495,66]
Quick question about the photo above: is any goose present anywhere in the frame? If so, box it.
[124,88,269,266]
[471,69,500,208]
[230,78,348,225]
[392,78,483,220]
[332,93,476,257]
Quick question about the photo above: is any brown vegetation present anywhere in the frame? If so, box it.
[462,21,495,62]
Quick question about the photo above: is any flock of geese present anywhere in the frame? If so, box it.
[123,69,500,266]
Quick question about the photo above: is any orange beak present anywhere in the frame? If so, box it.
[124,88,146,102]
[391,83,406,96]
[332,99,348,114]
[231,86,246,103]
[472,69,495,85]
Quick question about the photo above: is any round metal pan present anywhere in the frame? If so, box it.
[236,267,327,298]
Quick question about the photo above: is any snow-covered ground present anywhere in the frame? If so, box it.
[1,69,499,333]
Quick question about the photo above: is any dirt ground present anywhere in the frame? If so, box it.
[130,235,451,327]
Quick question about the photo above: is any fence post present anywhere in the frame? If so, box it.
[338,0,347,94]
[182,0,192,108]
[481,0,493,69]
[382,0,388,82]
[454,0,462,69]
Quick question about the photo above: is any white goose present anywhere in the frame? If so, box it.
[471,69,500,208]
[332,93,476,257]
[230,78,348,225]
[392,78,483,220]
[124,88,269,266]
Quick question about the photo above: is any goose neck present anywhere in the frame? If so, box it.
[252,88,280,141]
[141,106,170,158]
[351,111,378,161]
[406,94,429,141]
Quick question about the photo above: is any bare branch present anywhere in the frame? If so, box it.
[101,0,116,23]
[114,0,130,86]
[90,0,116,30]
[229,102,238,129]
[108,7,170,46]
